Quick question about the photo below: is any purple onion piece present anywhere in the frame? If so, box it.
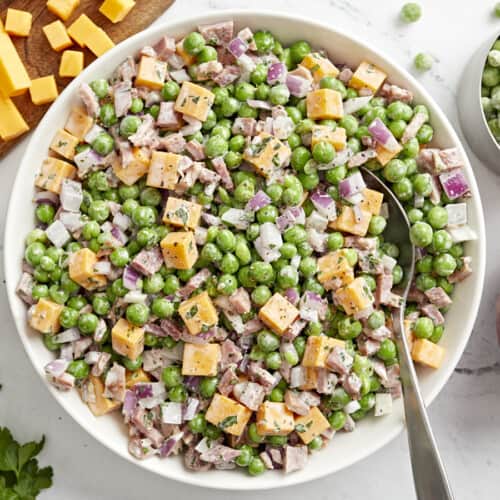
[267,62,287,85]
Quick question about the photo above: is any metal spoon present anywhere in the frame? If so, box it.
[361,168,454,500]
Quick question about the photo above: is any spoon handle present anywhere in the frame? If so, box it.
[393,310,455,500]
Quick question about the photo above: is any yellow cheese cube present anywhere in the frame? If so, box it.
[135,56,167,90]
[256,402,295,436]
[306,89,344,120]
[182,343,221,377]
[317,250,354,289]
[111,318,144,361]
[28,298,64,334]
[295,407,330,444]
[349,61,387,93]
[43,20,73,52]
[68,248,107,290]
[35,157,76,193]
[112,147,150,185]
[86,375,121,416]
[243,133,291,178]
[176,39,196,66]
[411,338,445,369]
[375,143,403,167]
[359,188,384,216]
[59,50,84,78]
[126,368,151,388]
[300,52,339,82]
[64,106,93,139]
[163,197,202,230]
[0,32,31,96]
[178,291,218,335]
[146,151,180,189]
[160,231,198,270]
[329,205,372,237]
[99,0,136,23]
[205,394,252,436]
[302,335,345,368]
[5,9,32,37]
[47,0,80,21]
[334,277,373,316]
[311,125,346,151]
[29,76,59,105]
[0,95,29,140]
[85,26,115,57]
[300,367,318,391]
[174,81,215,121]
[49,129,79,160]
[258,293,299,336]
[67,14,94,46]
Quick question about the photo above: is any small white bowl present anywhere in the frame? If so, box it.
[4,10,486,491]
[458,30,500,172]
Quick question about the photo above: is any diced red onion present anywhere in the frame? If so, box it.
[284,288,300,306]
[44,359,69,377]
[161,402,183,424]
[84,350,101,364]
[113,212,131,231]
[344,400,361,414]
[245,190,271,212]
[59,343,73,361]
[368,118,401,153]
[94,319,107,343]
[339,171,366,199]
[182,397,200,421]
[123,290,147,304]
[267,62,287,85]
[123,265,140,290]
[254,222,282,262]
[74,148,106,173]
[45,220,71,248]
[144,322,167,337]
[111,225,128,246]
[439,170,470,200]
[122,390,137,421]
[33,190,59,206]
[290,366,305,388]
[228,37,248,58]
[53,328,80,344]
[60,179,83,212]
[159,432,184,457]
[170,69,190,83]
[286,74,311,98]
[447,225,477,243]
[184,376,201,392]
[306,211,328,232]
[310,190,337,220]
[221,208,252,230]
[94,260,111,275]
[276,206,305,232]
[343,96,372,114]
[247,99,272,110]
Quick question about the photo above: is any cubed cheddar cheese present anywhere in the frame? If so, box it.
[43,20,73,51]
[99,0,136,23]
[258,293,299,336]
[375,143,403,167]
[302,335,345,368]
[35,157,76,193]
[86,375,121,416]
[64,106,93,139]
[295,407,330,444]
[176,39,196,66]
[0,32,31,96]
[329,205,372,237]
[411,338,445,369]
[135,56,167,90]
[112,147,150,185]
[256,402,295,436]
[359,188,384,216]
[160,231,198,270]
[146,151,180,189]
[68,248,107,290]
[178,291,218,335]
[111,318,144,361]
[67,14,115,56]
[174,81,215,121]
[334,277,373,316]
[59,50,84,78]
[317,250,354,289]
[125,368,151,388]
[85,27,115,57]
[5,9,32,37]
[306,89,344,120]
[49,129,79,160]
[182,343,221,377]
[243,133,291,177]
[29,76,59,105]
[28,298,64,334]
[205,394,252,436]
[349,61,387,93]
[163,197,202,230]
[0,95,29,140]
[47,0,80,21]
[300,52,339,82]
[311,125,346,151]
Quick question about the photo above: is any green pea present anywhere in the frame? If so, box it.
[291,146,311,172]
[414,53,433,71]
[217,274,238,295]
[320,77,347,98]
[88,200,109,223]
[283,225,307,245]
[416,123,433,144]
[254,30,275,53]
[377,338,397,361]
[26,228,48,245]
[183,31,205,55]
[430,325,444,343]
[43,333,59,351]
[220,253,240,275]
[234,82,256,101]
[368,310,385,330]
[248,457,265,476]
[197,44,217,63]
[122,355,142,371]
[35,203,55,224]
[126,303,149,326]
[338,318,362,340]
[257,330,280,353]
[216,229,236,252]
[269,84,290,105]
[433,253,457,277]
[99,103,117,127]
[426,206,448,229]
[299,256,317,278]
[383,159,407,183]
[407,208,424,224]
[169,385,187,403]
[251,285,271,306]
[416,273,437,291]
[90,79,109,98]
[92,295,110,316]
[67,360,90,379]
[414,317,434,339]
[400,2,422,22]
[139,187,161,207]
[78,313,99,334]
[132,206,156,228]
[327,388,351,411]
[188,413,207,434]
[368,215,387,236]
[312,141,335,164]
[32,284,49,301]
[59,307,79,329]
[326,232,344,251]
[161,366,182,388]
[432,230,452,254]
[250,64,267,85]
[249,261,274,283]
[328,410,346,430]
[290,40,311,63]
[402,137,420,158]
[392,264,404,285]
[410,221,433,247]
[119,115,142,138]
[25,242,46,266]
[150,297,173,319]
[205,135,229,158]
[48,285,68,304]
[256,205,278,224]
[235,445,253,467]
[143,273,165,294]
[248,422,265,444]
[265,352,282,370]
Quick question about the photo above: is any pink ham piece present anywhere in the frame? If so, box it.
[196,61,223,81]
[91,351,111,376]
[211,156,233,190]
[357,335,381,356]
[157,102,183,130]
[232,117,256,136]
[283,319,307,341]
[248,362,276,392]
[185,139,205,160]
[228,287,251,315]
[379,83,413,104]
[113,81,132,117]
[104,363,126,402]
[401,111,427,144]
[16,272,35,304]
[283,445,308,473]
[220,339,243,371]
[198,21,234,45]
[177,269,211,299]
[218,366,239,396]
[79,83,100,117]
[343,373,362,399]
[153,36,176,60]
[233,381,266,411]
[424,287,452,308]
[129,114,159,148]
[348,148,377,167]
[285,390,309,416]
[200,444,241,465]
[326,346,353,375]
[338,67,354,83]
[159,132,186,153]
[375,273,393,306]
[131,246,163,276]
[449,256,472,283]
[213,65,240,86]
[316,369,338,394]
[117,56,136,82]
[420,303,445,325]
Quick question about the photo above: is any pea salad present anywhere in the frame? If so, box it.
[18,20,475,475]
[482,36,500,143]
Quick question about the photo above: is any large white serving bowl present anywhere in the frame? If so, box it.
[4,10,486,491]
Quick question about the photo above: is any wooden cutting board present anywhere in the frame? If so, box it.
[0,0,175,158]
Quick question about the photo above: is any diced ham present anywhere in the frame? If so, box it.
[260,451,274,470]
[153,36,176,60]
[375,273,393,306]
[401,111,427,144]
[177,269,211,299]
[184,446,213,471]
[348,149,377,167]
[139,46,156,58]
[326,346,353,375]
[198,20,234,45]
[233,381,266,411]
[159,320,184,341]
[176,162,201,193]
[159,132,186,153]
[338,67,354,83]
[449,256,472,283]
[142,347,178,372]
[283,445,308,473]
[417,147,463,175]
[131,408,164,448]
[232,117,256,136]
[379,83,413,104]
[73,337,92,359]
[248,362,276,392]
[212,65,240,87]
[113,81,132,118]
[242,318,264,335]
[343,373,362,399]
[197,166,221,185]
[343,236,378,252]
[228,287,251,315]
[117,56,136,82]
[365,325,391,341]
[358,251,384,274]
[200,444,240,465]
[273,115,294,140]
[420,303,445,325]
[129,114,159,148]
[196,61,223,80]
[283,319,307,341]
[91,351,111,376]
[357,335,381,356]
[407,283,426,304]
[131,246,163,277]
[116,138,135,167]
[372,358,388,383]
[211,156,234,190]
[157,102,183,130]
[185,139,205,160]
[220,339,243,371]
[79,83,100,117]
[16,272,34,304]
[217,366,239,396]
[285,390,309,416]
[424,287,452,308]
[316,368,337,394]
[104,362,126,402]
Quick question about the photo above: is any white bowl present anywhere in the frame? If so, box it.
[4,10,486,491]
[458,30,500,173]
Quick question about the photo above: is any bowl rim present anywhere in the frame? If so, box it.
[3,9,487,490]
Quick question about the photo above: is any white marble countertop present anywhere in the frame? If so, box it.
[1,1,499,498]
